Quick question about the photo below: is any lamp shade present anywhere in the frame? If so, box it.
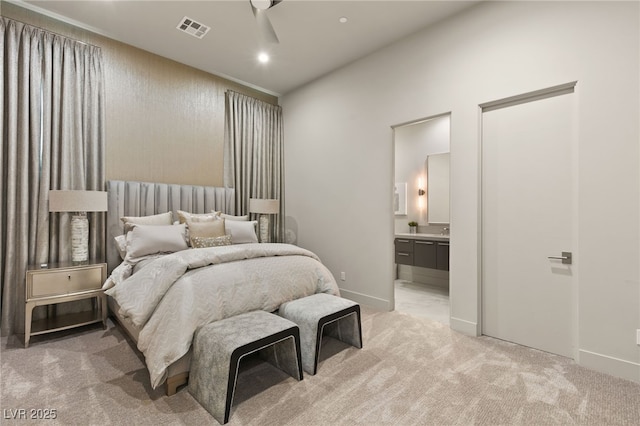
[49,190,108,212]
[249,198,279,214]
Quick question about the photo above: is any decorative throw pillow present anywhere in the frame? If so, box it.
[125,224,188,261]
[191,235,233,248]
[121,211,173,233]
[225,220,258,244]
[187,218,226,246]
[177,210,220,224]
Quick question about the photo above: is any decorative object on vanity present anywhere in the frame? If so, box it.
[279,293,362,375]
[408,221,418,234]
[25,262,107,348]
[189,310,302,425]
[249,198,279,243]
[49,190,108,263]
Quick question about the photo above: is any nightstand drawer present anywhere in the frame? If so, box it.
[30,267,103,298]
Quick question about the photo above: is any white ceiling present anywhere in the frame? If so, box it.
[15,0,479,96]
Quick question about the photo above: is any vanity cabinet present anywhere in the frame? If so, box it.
[414,240,437,269]
[395,237,449,271]
[394,238,414,265]
[437,242,450,271]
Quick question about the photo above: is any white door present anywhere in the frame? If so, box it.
[481,85,576,358]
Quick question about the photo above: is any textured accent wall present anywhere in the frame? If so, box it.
[2,2,278,187]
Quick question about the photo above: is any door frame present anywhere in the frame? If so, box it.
[478,81,580,360]
[390,111,452,314]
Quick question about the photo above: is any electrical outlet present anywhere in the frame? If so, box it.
[340,271,346,281]
[636,329,640,346]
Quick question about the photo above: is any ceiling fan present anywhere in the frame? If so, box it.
[250,0,282,44]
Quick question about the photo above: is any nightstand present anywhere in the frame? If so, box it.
[25,261,107,348]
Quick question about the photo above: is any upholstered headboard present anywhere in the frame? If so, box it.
[106,180,235,274]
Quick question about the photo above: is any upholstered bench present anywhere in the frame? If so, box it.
[279,293,362,375]
[188,310,303,425]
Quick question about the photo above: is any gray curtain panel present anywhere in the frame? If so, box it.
[1,18,106,336]
[224,91,285,242]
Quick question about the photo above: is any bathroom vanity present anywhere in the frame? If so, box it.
[394,233,449,271]
[394,233,450,289]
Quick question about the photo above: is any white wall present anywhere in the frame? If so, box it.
[282,1,639,382]
[394,115,450,231]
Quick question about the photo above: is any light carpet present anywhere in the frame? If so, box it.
[2,306,639,425]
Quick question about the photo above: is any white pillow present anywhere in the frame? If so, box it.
[121,211,173,233]
[114,234,127,260]
[225,220,258,244]
[217,212,249,221]
[125,224,188,261]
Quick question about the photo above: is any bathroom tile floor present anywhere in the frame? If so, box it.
[394,279,450,325]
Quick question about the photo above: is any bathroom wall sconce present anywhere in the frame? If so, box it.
[418,178,425,196]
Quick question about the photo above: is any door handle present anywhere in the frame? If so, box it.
[548,251,572,265]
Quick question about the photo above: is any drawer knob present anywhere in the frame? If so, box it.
[68,275,71,280]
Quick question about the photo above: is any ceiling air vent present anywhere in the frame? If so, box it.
[176,16,210,39]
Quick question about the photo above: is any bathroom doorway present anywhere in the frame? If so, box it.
[392,113,451,325]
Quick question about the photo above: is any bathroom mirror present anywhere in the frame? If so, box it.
[426,152,450,224]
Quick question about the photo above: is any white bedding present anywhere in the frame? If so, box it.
[105,243,339,389]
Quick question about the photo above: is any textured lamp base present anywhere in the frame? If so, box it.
[258,214,270,243]
[71,214,89,262]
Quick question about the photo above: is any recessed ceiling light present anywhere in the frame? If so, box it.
[339,17,348,24]
[258,52,270,63]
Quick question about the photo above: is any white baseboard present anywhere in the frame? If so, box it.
[578,349,640,383]
[450,316,479,336]
[339,288,391,311]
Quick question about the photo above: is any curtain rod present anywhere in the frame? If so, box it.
[3,16,101,50]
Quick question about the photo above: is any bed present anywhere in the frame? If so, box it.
[104,180,340,395]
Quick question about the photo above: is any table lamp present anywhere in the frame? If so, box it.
[49,190,108,263]
[249,198,279,243]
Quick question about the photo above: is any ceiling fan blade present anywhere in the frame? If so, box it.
[251,3,280,44]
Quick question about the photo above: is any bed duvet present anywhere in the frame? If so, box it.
[105,243,339,388]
